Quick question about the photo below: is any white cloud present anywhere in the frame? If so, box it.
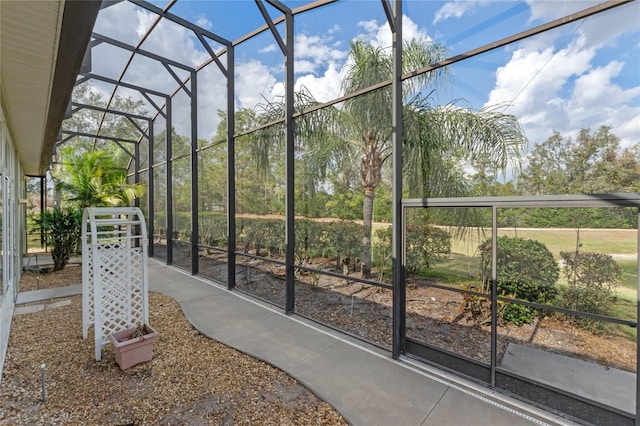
[94,2,140,44]
[433,0,487,24]
[92,5,442,139]
[270,62,342,104]
[571,62,637,105]
[269,15,436,108]
[526,0,599,23]
[295,33,347,73]
[195,17,213,31]
[261,31,350,104]
[235,59,278,110]
[259,44,277,54]
[270,82,284,100]
[357,15,431,49]
[357,19,380,36]
[485,6,640,150]
[295,60,317,74]
[610,106,640,149]
[196,64,230,139]
[528,0,639,52]
[294,63,343,103]
[288,15,433,104]
[487,35,596,115]
[90,2,270,140]
[566,62,640,146]
[136,8,157,39]
[141,20,209,68]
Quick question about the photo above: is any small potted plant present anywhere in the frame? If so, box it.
[108,324,159,370]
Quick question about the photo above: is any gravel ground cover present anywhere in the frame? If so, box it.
[0,266,347,425]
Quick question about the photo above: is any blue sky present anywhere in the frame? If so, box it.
[89,0,639,160]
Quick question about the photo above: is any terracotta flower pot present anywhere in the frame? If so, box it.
[108,324,158,370]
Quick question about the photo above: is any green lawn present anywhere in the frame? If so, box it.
[448,227,637,257]
[427,228,637,336]
[432,228,637,284]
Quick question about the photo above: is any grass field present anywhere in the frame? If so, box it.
[446,227,638,257]
[429,227,637,309]
[423,227,638,340]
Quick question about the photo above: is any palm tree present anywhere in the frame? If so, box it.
[255,38,526,278]
[56,146,146,208]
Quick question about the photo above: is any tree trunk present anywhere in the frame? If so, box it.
[361,185,374,278]
[360,133,382,279]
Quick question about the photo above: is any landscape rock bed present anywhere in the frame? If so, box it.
[1,267,347,425]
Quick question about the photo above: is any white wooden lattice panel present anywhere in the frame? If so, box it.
[82,245,94,339]
[82,207,149,361]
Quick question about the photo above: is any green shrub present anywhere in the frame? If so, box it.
[198,213,227,247]
[326,220,362,273]
[295,219,325,263]
[373,227,392,283]
[39,206,82,271]
[173,212,192,239]
[406,224,451,274]
[560,251,620,332]
[500,302,534,325]
[372,224,451,280]
[235,217,365,274]
[237,218,285,257]
[478,236,559,324]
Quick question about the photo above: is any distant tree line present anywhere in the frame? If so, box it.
[468,125,640,229]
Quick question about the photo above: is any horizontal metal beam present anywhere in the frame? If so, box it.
[60,130,140,144]
[402,193,640,208]
[92,32,194,72]
[81,72,170,98]
[71,102,151,121]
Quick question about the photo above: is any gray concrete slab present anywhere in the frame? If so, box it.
[287,340,449,426]
[500,343,635,415]
[222,316,340,368]
[150,279,223,302]
[14,304,45,315]
[422,387,538,426]
[148,263,193,284]
[178,291,270,322]
[23,254,81,267]
[197,309,290,342]
[14,299,72,315]
[149,273,223,302]
[16,284,82,304]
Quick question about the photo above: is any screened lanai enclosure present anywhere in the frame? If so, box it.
[46,0,640,424]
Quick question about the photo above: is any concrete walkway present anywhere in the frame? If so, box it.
[17,258,576,426]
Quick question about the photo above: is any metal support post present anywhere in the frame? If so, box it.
[134,138,140,210]
[166,99,173,265]
[227,46,236,290]
[283,8,295,314]
[391,0,404,360]
[148,120,155,257]
[491,206,498,387]
[190,71,199,275]
[636,208,639,426]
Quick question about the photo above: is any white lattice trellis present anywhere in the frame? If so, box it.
[82,207,149,361]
